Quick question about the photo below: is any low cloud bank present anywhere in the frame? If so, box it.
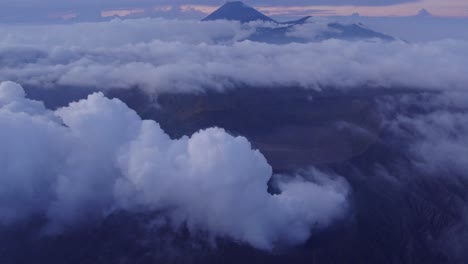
[0,18,251,47]
[337,16,468,42]
[0,81,349,250]
[377,91,468,262]
[385,91,468,177]
[0,18,467,94]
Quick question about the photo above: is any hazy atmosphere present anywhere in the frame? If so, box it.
[1,1,467,263]
[2,0,468,19]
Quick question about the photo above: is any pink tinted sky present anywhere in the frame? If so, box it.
[99,0,468,18]
[42,0,468,19]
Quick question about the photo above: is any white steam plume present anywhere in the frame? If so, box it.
[0,81,349,250]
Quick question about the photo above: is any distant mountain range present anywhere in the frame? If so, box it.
[202,1,395,43]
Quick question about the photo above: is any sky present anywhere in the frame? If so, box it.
[0,0,467,23]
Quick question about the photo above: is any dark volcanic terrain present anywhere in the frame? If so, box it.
[2,86,466,264]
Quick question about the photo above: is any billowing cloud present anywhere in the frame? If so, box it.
[0,81,349,250]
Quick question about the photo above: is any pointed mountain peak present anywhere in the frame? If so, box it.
[202,1,277,23]
[223,1,249,8]
[416,8,433,17]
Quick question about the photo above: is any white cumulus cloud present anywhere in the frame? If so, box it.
[0,81,349,250]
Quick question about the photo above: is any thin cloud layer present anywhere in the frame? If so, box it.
[385,91,468,177]
[0,81,349,250]
[0,18,467,94]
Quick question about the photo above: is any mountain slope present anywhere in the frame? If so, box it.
[325,23,395,41]
[281,16,312,25]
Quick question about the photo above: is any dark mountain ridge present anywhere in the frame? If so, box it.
[202,1,395,43]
